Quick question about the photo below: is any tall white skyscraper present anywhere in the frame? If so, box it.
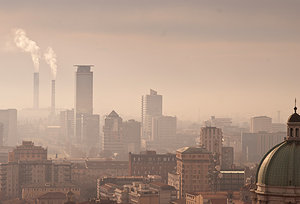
[141,89,162,140]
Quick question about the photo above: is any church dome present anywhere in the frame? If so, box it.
[256,140,300,186]
[256,104,300,186]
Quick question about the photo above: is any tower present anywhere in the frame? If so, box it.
[141,89,162,140]
[33,72,39,109]
[51,80,55,115]
[74,65,94,145]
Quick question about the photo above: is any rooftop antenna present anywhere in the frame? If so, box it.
[294,98,297,113]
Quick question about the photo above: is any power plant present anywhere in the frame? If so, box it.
[33,72,39,109]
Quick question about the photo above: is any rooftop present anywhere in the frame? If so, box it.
[176,146,210,154]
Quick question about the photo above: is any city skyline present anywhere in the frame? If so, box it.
[0,0,300,122]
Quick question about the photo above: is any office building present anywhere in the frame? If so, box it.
[200,127,222,164]
[60,109,75,145]
[151,115,176,142]
[141,89,162,140]
[241,132,285,162]
[102,111,124,157]
[176,147,212,198]
[74,65,94,145]
[0,109,17,146]
[250,116,272,133]
[123,119,141,154]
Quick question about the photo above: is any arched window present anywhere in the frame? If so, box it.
[296,128,299,137]
[290,128,294,137]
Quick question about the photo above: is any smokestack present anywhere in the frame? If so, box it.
[33,72,39,109]
[51,80,55,114]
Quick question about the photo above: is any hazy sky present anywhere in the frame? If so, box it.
[0,0,300,122]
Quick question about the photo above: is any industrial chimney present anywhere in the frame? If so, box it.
[51,80,55,115]
[33,72,39,109]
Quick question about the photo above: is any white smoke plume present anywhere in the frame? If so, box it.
[14,28,40,72]
[44,47,57,80]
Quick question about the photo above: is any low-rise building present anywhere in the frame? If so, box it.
[129,151,176,183]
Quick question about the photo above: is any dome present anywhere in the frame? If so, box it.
[288,112,300,123]
[256,140,300,186]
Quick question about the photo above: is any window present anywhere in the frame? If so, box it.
[290,128,294,137]
[296,128,299,137]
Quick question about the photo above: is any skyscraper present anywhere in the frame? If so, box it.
[75,65,93,115]
[74,65,99,151]
[141,89,162,140]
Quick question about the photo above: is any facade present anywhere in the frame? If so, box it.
[219,170,245,191]
[150,182,177,204]
[123,120,141,154]
[0,142,73,200]
[221,146,234,169]
[168,172,181,199]
[83,114,100,149]
[250,116,272,133]
[200,127,222,164]
[151,115,177,142]
[60,109,75,146]
[102,111,124,157]
[0,109,17,146]
[252,106,300,203]
[129,151,176,183]
[141,89,162,140]
[71,160,128,188]
[22,184,80,201]
[241,132,285,163]
[8,141,47,162]
[176,147,212,198]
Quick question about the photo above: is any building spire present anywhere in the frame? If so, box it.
[295,98,297,113]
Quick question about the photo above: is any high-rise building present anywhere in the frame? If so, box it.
[123,119,141,154]
[75,65,93,115]
[60,109,75,145]
[141,89,162,140]
[83,114,100,149]
[151,116,176,142]
[74,65,93,145]
[241,131,285,163]
[74,65,99,153]
[176,147,212,198]
[250,116,272,133]
[199,127,222,164]
[0,109,17,146]
[102,111,124,157]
